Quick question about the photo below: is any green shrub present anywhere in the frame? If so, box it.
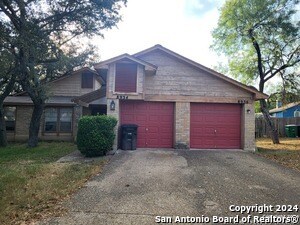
[77,115,117,157]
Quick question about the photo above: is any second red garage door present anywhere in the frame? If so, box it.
[120,101,174,148]
[190,103,241,149]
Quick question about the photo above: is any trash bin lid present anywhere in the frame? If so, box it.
[285,124,296,127]
[121,124,138,128]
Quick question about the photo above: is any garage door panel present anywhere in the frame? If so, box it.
[161,115,173,122]
[147,126,159,133]
[215,139,240,149]
[137,138,146,147]
[148,115,158,122]
[120,101,174,148]
[191,103,241,149]
[135,115,147,123]
[122,114,134,122]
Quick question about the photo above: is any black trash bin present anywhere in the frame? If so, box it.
[121,124,138,150]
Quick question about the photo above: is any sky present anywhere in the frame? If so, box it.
[94,0,225,68]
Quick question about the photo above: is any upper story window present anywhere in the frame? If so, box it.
[115,63,137,93]
[82,72,93,88]
[4,107,16,132]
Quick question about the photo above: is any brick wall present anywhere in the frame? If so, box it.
[242,103,255,151]
[175,102,190,149]
[15,106,33,140]
[107,99,120,150]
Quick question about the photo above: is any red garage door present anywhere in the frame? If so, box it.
[190,103,241,149]
[120,101,174,148]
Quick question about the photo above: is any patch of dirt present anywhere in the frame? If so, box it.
[260,151,300,172]
[256,138,300,172]
[256,138,300,151]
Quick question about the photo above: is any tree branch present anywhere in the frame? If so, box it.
[248,29,265,80]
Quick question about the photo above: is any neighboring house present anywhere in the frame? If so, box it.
[4,44,268,151]
[269,102,300,118]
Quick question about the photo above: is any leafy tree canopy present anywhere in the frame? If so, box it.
[0,0,127,147]
[212,0,300,90]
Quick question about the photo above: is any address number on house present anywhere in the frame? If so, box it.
[117,95,129,99]
[238,99,249,104]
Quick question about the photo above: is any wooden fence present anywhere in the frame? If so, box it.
[255,117,300,138]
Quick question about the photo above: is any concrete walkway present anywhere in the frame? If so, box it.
[40,149,300,225]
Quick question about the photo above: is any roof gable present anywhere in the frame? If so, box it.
[134,44,268,100]
[14,67,104,96]
[94,54,157,72]
[48,67,104,86]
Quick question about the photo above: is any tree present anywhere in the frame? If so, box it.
[0,0,127,147]
[267,76,300,108]
[0,37,16,147]
[212,0,300,144]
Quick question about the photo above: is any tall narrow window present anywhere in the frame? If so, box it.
[45,108,58,132]
[59,108,72,132]
[82,72,93,88]
[115,63,137,92]
[4,107,16,132]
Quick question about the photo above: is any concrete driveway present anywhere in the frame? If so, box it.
[41,149,300,225]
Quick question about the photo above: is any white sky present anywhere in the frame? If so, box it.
[94,0,225,68]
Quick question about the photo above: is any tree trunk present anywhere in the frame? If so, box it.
[258,79,280,144]
[259,99,280,144]
[0,104,7,147]
[28,102,44,147]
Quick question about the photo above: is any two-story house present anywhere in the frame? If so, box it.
[4,45,267,151]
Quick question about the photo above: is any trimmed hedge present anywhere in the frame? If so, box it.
[77,115,117,157]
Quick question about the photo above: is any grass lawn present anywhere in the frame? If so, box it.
[256,138,300,172]
[0,142,108,225]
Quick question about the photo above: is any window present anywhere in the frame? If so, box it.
[294,110,300,117]
[44,108,72,132]
[115,63,137,92]
[4,107,16,132]
[81,72,93,88]
[60,108,72,132]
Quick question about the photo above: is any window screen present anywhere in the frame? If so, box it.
[45,108,58,132]
[60,108,72,132]
[4,107,16,131]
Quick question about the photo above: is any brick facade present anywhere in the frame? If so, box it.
[242,103,256,151]
[174,102,190,149]
[107,99,120,150]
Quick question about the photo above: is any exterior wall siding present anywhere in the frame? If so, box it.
[46,72,98,97]
[139,51,253,101]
